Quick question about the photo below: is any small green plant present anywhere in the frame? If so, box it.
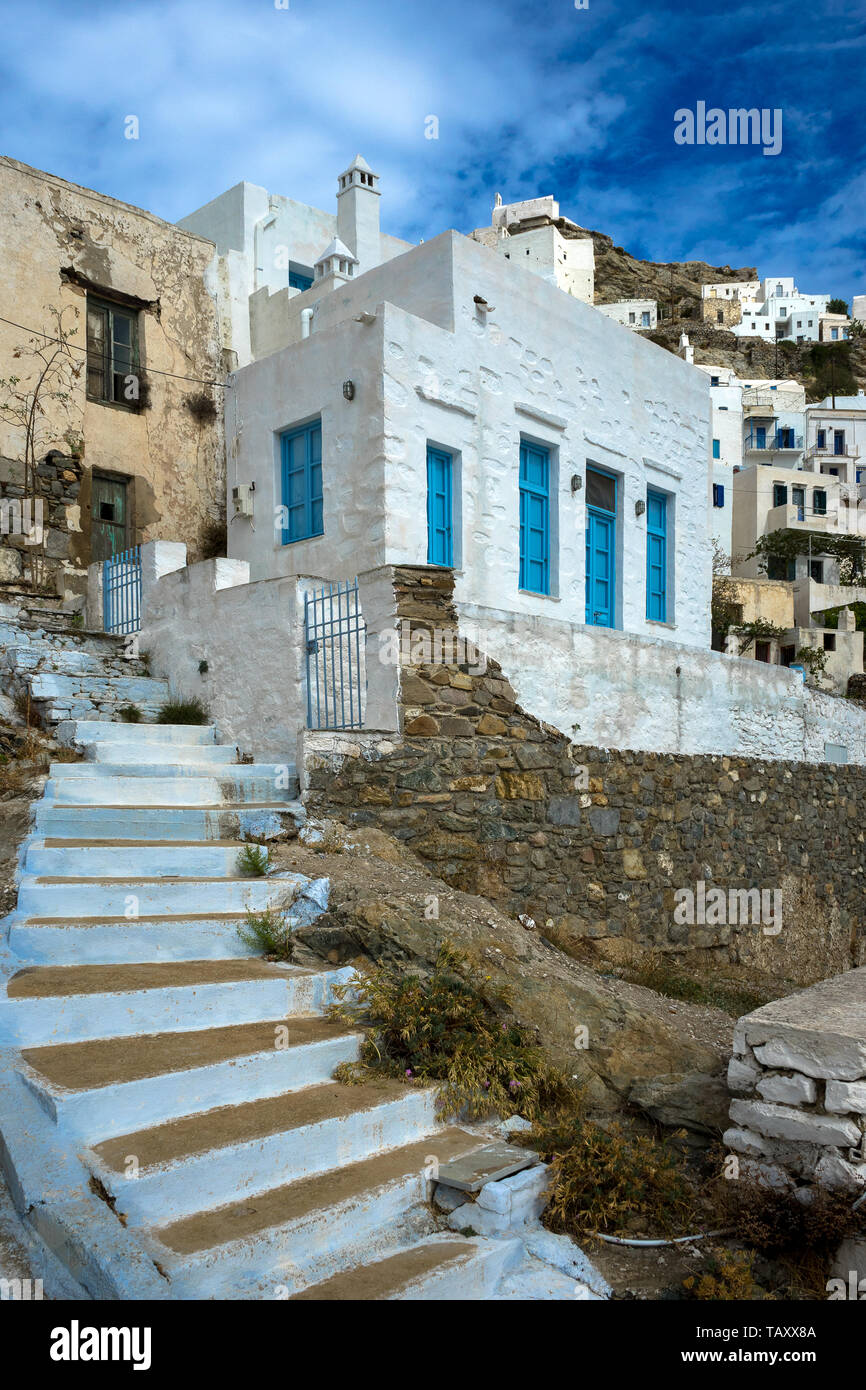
[236,906,295,961]
[682,1250,762,1300]
[237,843,268,877]
[157,694,210,725]
[796,644,829,682]
[68,612,84,629]
[119,704,142,723]
[329,940,576,1121]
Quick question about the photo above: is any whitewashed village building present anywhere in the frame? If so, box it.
[595,299,657,331]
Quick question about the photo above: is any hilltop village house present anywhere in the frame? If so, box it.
[0,156,225,603]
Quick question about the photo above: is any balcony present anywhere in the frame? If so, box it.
[804,442,860,461]
[765,503,840,536]
[745,433,804,453]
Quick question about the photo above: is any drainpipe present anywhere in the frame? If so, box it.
[301,308,314,339]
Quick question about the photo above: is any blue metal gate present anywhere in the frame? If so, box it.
[103,545,142,635]
[304,579,366,729]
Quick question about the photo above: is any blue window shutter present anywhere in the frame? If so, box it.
[280,420,323,544]
[713,483,725,507]
[712,439,721,459]
[646,490,667,622]
[519,442,550,594]
[426,447,454,566]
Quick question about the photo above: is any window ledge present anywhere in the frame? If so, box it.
[518,589,560,601]
[646,619,677,631]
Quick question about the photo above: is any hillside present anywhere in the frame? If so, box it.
[584,224,865,399]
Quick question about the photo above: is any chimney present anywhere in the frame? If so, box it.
[336,155,381,275]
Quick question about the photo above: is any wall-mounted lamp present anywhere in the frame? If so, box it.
[635,498,646,516]
[570,474,582,493]
[342,380,355,401]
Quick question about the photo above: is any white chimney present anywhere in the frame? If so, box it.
[336,155,381,275]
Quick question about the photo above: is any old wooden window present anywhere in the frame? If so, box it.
[86,296,140,407]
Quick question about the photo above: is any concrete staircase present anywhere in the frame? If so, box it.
[0,594,167,727]
[0,716,599,1299]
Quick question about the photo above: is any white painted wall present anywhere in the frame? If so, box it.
[462,599,866,765]
[228,231,711,648]
[595,300,657,330]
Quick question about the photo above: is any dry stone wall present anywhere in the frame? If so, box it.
[302,568,866,982]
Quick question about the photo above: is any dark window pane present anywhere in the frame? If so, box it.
[586,468,616,512]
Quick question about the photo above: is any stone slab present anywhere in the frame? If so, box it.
[436,1142,535,1193]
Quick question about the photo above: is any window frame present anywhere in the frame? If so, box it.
[279,418,323,545]
[645,488,668,623]
[518,439,551,596]
[86,294,140,409]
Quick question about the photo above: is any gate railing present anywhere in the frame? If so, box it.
[304,578,366,729]
[102,545,142,635]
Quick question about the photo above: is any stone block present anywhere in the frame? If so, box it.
[729,1099,861,1148]
[727,1057,761,1094]
[825,1079,866,1114]
[547,795,582,826]
[814,1151,866,1194]
[756,1073,817,1106]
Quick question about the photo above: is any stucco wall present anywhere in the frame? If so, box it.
[0,157,225,598]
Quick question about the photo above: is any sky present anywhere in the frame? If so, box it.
[0,0,863,305]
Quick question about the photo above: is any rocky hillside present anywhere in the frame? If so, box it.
[584,223,865,399]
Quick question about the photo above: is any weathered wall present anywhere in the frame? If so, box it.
[0,157,225,599]
[302,568,866,982]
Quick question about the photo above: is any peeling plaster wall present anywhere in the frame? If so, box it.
[0,157,225,598]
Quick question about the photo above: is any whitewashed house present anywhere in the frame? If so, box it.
[694,364,742,556]
[595,299,657,331]
[733,277,832,343]
[470,195,595,303]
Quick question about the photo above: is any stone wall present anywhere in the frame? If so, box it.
[726,969,866,1198]
[0,450,82,592]
[302,567,866,982]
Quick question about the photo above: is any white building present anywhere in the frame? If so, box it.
[595,299,657,331]
[179,155,414,368]
[803,394,866,484]
[217,207,709,650]
[694,364,742,555]
[733,276,833,343]
[471,195,595,303]
[853,294,866,325]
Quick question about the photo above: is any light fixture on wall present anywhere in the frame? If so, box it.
[342,380,355,401]
[635,498,646,516]
[570,474,582,493]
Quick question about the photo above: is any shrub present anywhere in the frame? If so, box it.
[682,1250,762,1300]
[717,1179,863,1258]
[157,695,210,725]
[530,1113,697,1237]
[329,941,576,1121]
[119,704,142,723]
[236,906,295,962]
[237,844,268,877]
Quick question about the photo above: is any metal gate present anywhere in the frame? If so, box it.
[102,545,142,635]
[304,579,366,729]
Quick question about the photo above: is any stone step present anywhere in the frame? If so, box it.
[23,840,268,880]
[88,1082,439,1227]
[29,672,170,704]
[43,772,298,805]
[288,1235,520,1301]
[8,912,274,964]
[58,720,218,746]
[49,760,287,781]
[84,742,239,766]
[20,1017,363,1142]
[41,699,168,726]
[16,870,310,919]
[157,1127,487,1299]
[33,802,303,845]
[2,645,148,679]
[0,960,354,1046]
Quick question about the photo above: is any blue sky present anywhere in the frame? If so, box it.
[0,0,863,305]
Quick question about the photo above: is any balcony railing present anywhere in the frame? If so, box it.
[745,433,804,451]
[804,443,861,461]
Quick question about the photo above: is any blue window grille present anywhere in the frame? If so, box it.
[426,446,454,566]
[712,438,721,459]
[712,483,725,508]
[646,491,668,623]
[280,420,323,544]
[304,579,366,729]
[102,545,142,635]
[519,441,550,594]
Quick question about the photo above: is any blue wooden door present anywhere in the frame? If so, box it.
[585,511,614,626]
[756,425,766,449]
[519,442,550,594]
[426,447,453,566]
[646,490,667,622]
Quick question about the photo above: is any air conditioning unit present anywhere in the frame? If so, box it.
[232,484,254,517]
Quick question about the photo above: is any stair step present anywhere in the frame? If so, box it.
[9,912,290,964]
[29,672,170,702]
[0,961,353,1047]
[33,803,302,845]
[21,1017,362,1141]
[24,840,266,879]
[2,646,147,678]
[288,1237,505,1301]
[157,1128,487,1298]
[89,1082,439,1226]
[43,773,298,806]
[49,760,287,780]
[85,742,239,765]
[16,870,310,918]
[59,720,218,746]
